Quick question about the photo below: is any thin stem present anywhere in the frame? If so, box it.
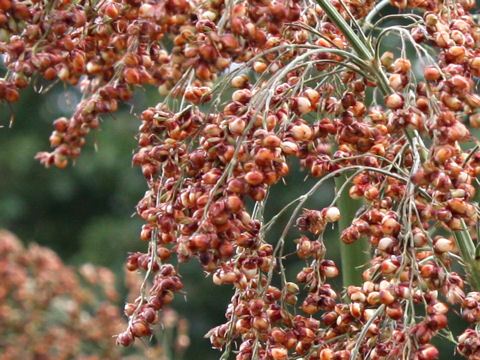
[350,304,385,360]
[363,0,391,30]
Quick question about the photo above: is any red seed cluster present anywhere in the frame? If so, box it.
[4,0,480,358]
[458,328,480,359]
[0,230,187,359]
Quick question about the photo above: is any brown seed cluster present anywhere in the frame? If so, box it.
[4,0,480,359]
[0,230,188,359]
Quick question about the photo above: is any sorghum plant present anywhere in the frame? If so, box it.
[0,230,189,360]
[2,0,480,358]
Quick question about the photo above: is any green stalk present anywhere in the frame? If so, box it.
[335,175,369,286]
[315,0,379,287]
[454,220,480,290]
[314,0,373,287]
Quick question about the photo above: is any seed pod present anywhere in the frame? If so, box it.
[270,346,288,360]
[433,237,454,253]
[447,198,467,214]
[131,320,151,337]
[364,185,379,201]
[262,134,281,148]
[348,185,363,200]
[321,262,339,278]
[253,61,267,73]
[349,302,363,318]
[54,154,68,168]
[434,145,456,163]
[377,237,394,252]
[117,331,134,346]
[304,88,320,107]
[392,58,411,73]
[281,141,299,156]
[386,302,403,320]
[291,96,312,115]
[228,118,246,135]
[466,93,480,108]
[380,51,394,68]
[424,66,441,81]
[385,93,404,109]
[379,289,396,305]
[381,217,400,235]
[235,318,250,334]
[141,307,157,323]
[284,292,297,305]
[323,207,340,222]
[231,74,249,89]
[252,315,269,330]
[389,73,405,90]
[350,290,366,303]
[418,344,439,360]
[381,258,398,274]
[245,170,264,186]
[124,68,140,85]
[470,57,480,72]
[270,327,286,344]
[290,123,313,141]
